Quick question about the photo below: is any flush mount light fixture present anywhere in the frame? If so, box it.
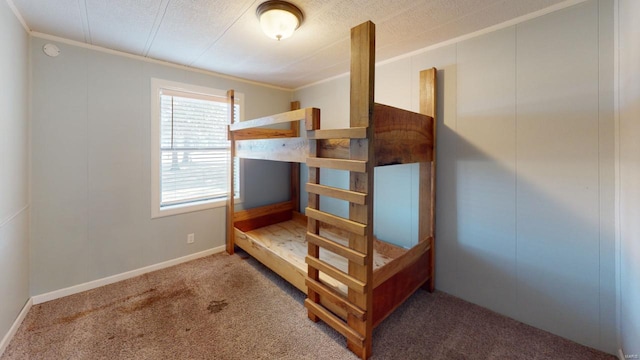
[256,1,304,41]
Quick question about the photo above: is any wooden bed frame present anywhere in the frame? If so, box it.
[225,21,437,359]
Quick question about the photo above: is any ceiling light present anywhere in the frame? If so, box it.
[256,1,304,41]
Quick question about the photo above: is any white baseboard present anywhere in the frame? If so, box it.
[0,298,33,357]
[32,246,225,305]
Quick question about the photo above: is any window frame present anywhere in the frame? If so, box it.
[150,78,243,219]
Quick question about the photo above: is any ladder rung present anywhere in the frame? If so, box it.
[306,183,367,205]
[307,127,367,140]
[305,208,366,236]
[304,299,365,347]
[307,158,367,172]
[306,232,366,266]
[306,278,366,321]
[306,256,366,294]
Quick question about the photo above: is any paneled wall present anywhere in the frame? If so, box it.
[618,0,640,356]
[29,38,292,295]
[0,0,30,347]
[295,0,615,353]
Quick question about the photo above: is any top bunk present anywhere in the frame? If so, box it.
[228,102,435,166]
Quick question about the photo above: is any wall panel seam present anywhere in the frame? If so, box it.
[514,23,519,316]
[597,0,603,344]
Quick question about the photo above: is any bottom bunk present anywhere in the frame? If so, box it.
[232,201,433,330]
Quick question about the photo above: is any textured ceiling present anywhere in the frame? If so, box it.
[11,0,570,88]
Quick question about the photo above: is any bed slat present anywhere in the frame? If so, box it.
[307,127,367,140]
[307,232,367,266]
[306,183,367,205]
[305,208,367,236]
[306,158,367,172]
[230,107,319,131]
[305,256,366,294]
[306,278,366,321]
[232,128,297,140]
[236,138,307,163]
[233,201,293,221]
[304,299,365,347]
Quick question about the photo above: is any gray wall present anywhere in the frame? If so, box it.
[295,0,616,353]
[29,37,292,295]
[5,0,633,355]
[618,0,640,356]
[0,0,30,344]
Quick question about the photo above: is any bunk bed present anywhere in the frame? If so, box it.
[225,21,437,360]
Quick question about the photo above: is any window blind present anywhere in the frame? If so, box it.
[159,89,239,207]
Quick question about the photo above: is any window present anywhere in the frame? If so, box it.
[151,79,242,218]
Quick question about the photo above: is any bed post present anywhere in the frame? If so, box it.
[419,69,437,292]
[290,101,301,213]
[226,89,236,255]
[348,20,375,359]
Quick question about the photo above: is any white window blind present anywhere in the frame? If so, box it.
[159,89,239,208]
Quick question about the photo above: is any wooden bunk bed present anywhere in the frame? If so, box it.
[225,21,437,359]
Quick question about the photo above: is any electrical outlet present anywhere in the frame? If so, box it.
[187,233,195,244]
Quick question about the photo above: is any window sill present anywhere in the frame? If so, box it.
[151,197,241,219]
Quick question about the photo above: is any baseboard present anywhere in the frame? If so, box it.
[32,246,225,305]
[0,298,33,357]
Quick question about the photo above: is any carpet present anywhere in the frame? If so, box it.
[1,251,615,359]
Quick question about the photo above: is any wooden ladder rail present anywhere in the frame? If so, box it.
[305,20,376,360]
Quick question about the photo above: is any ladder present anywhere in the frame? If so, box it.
[304,21,376,360]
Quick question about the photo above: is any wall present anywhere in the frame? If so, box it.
[29,37,292,295]
[0,0,30,347]
[295,0,616,353]
[617,0,640,356]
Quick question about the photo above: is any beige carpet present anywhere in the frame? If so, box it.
[2,251,615,360]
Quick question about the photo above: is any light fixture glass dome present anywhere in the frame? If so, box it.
[260,9,299,40]
[257,1,304,41]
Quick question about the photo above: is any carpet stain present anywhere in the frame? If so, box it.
[122,288,194,313]
[28,286,193,332]
[207,300,228,313]
[28,288,160,331]
[58,308,101,325]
